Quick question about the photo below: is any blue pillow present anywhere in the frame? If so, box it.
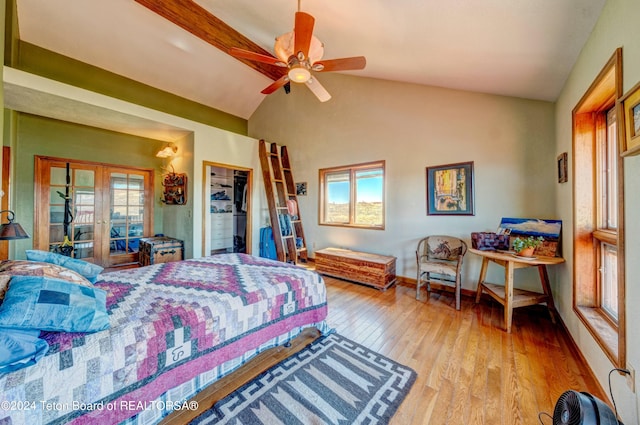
[25,250,104,283]
[0,327,49,373]
[0,275,110,333]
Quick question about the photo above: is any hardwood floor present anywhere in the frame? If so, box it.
[165,273,608,425]
[322,276,607,425]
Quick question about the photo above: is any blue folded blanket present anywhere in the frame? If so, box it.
[0,328,49,373]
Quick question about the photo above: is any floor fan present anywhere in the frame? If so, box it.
[552,390,623,424]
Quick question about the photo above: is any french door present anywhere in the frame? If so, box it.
[34,157,153,267]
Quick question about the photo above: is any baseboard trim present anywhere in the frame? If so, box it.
[554,313,610,402]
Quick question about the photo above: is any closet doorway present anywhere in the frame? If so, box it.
[202,162,252,256]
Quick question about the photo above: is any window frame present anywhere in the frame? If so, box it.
[572,48,626,367]
[318,160,385,230]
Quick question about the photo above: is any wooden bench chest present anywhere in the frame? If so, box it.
[139,236,184,266]
[314,247,397,290]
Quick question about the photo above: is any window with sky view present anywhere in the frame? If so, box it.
[321,161,384,228]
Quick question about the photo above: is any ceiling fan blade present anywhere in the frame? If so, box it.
[294,11,315,60]
[262,75,290,94]
[314,56,367,72]
[305,77,331,102]
[229,47,287,67]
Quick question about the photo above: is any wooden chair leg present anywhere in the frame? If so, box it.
[455,276,461,311]
[416,270,421,299]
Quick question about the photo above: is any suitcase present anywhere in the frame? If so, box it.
[259,227,278,260]
[139,237,184,266]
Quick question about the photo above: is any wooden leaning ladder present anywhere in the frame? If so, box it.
[258,139,307,264]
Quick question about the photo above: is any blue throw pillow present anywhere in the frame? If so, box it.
[0,275,110,333]
[25,250,104,283]
[0,327,49,373]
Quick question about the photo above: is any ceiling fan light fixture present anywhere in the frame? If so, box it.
[274,32,324,64]
[228,7,365,102]
[288,66,311,83]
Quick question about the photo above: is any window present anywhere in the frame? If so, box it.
[595,108,618,321]
[319,161,385,229]
[572,48,625,367]
[600,243,618,319]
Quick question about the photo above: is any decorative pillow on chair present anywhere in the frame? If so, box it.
[0,327,49,373]
[25,250,104,283]
[426,237,463,261]
[0,260,92,287]
[0,275,110,333]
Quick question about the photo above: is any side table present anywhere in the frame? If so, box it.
[470,248,565,332]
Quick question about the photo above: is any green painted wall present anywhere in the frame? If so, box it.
[15,41,248,136]
[3,0,16,68]
[12,112,167,258]
[0,0,5,181]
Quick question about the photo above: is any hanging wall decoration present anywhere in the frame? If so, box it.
[557,152,568,183]
[621,80,640,156]
[296,182,308,196]
[426,161,475,215]
[161,172,187,205]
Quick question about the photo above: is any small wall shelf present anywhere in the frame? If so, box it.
[161,172,187,205]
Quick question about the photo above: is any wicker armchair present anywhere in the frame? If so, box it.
[416,235,467,310]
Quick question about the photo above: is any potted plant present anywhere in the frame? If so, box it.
[512,236,544,257]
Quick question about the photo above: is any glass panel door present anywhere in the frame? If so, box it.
[35,157,153,268]
[109,171,145,263]
[48,165,97,259]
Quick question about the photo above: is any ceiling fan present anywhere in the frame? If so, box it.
[228,1,366,102]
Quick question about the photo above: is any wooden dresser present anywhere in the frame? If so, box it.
[315,247,397,290]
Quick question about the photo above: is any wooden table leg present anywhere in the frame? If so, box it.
[537,265,557,324]
[504,260,514,333]
[475,257,490,303]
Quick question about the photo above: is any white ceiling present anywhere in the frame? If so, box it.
[14,0,606,120]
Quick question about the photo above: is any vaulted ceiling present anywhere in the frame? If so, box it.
[15,0,607,120]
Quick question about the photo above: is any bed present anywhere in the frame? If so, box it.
[0,253,329,425]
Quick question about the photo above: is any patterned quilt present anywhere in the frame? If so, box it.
[0,254,328,425]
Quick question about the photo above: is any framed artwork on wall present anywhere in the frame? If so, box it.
[557,152,568,183]
[621,80,640,157]
[426,161,474,215]
[498,217,562,257]
[296,182,307,196]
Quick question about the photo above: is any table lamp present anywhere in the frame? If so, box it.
[0,210,30,240]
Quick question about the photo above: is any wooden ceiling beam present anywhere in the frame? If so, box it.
[134,0,284,81]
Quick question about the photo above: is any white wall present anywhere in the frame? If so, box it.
[249,73,556,293]
[554,0,640,423]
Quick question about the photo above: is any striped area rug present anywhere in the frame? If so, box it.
[190,333,417,424]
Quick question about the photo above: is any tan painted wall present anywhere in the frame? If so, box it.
[249,73,556,293]
[554,0,640,422]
